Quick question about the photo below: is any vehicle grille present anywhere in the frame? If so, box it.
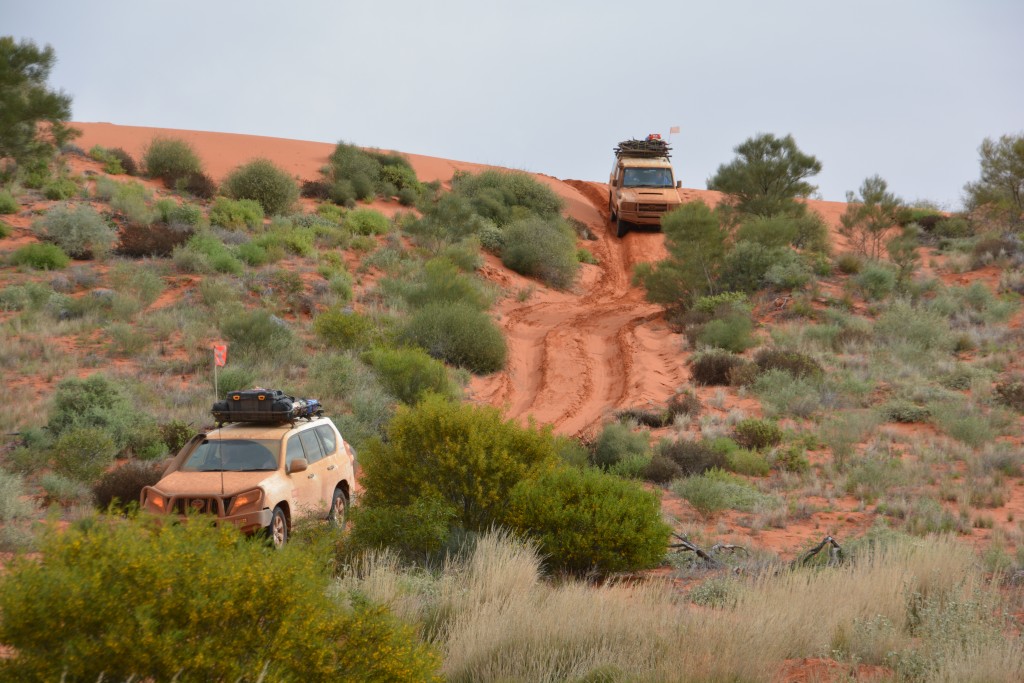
[638,203,667,212]
[172,496,225,516]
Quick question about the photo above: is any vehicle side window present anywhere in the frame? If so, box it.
[315,425,337,456]
[285,436,305,469]
[298,430,324,464]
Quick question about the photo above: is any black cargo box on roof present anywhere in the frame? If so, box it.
[211,389,322,425]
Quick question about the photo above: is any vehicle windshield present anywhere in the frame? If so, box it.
[180,439,280,472]
[623,167,674,188]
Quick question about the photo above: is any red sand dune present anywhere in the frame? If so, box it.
[74,123,852,437]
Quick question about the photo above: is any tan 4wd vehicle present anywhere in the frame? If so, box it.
[609,136,683,237]
[141,416,356,547]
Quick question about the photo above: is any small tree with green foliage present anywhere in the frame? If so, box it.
[633,200,728,307]
[963,132,1024,227]
[360,395,559,530]
[142,137,203,187]
[0,37,79,169]
[707,133,822,222]
[840,175,904,260]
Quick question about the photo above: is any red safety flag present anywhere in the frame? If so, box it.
[669,125,680,134]
[213,343,227,367]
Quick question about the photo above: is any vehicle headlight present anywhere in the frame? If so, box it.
[144,489,168,513]
[229,489,264,515]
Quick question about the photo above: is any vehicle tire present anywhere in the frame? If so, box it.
[616,218,629,238]
[327,487,349,528]
[267,506,289,548]
[609,196,617,221]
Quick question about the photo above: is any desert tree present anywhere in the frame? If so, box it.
[633,200,728,307]
[963,133,1024,228]
[0,37,79,169]
[839,175,904,260]
[707,133,822,222]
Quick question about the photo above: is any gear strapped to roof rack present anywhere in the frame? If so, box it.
[614,136,672,160]
[211,389,323,426]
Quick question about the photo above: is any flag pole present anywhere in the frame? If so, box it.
[213,348,219,399]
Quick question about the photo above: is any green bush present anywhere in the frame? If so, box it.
[345,208,390,236]
[220,309,293,359]
[404,257,490,310]
[0,189,19,213]
[451,169,563,225]
[501,215,579,289]
[592,422,649,470]
[0,221,9,238]
[10,242,69,270]
[0,518,441,682]
[402,302,507,374]
[155,198,203,226]
[209,197,264,230]
[881,400,931,424]
[360,395,559,530]
[40,472,92,507]
[753,348,823,380]
[32,203,116,258]
[993,377,1024,412]
[222,158,299,215]
[42,176,78,200]
[689,349,751,386]
[348,494,457,563]
[874,299,951,352]
[505,466,670,575]
[696,310,756,352]
[673,468,779,517]
[854,263,897,300]
[656,438,726,476]
[47,375,135,450]
[159,420,197,455]
[751,369,822,418]
[0,470,35,522]
[92,460,163,510]
[732,418,783,450]
[719,240,779,292]
[725,446,772,476]
[215,365,257,395]
[363,346,459,404]
[314,309,379,350]
[835,252,864,274]
[143,136,203,186]
[50,427,117,482]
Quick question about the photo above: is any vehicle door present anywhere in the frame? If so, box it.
[297,428,331,510]
[284,434,320,518]
[314,424,349,493]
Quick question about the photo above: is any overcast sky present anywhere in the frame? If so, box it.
[5,0,1022,208]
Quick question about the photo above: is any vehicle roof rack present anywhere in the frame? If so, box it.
[614,137,672,160]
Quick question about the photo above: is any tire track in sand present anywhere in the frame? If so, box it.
[471,179,687,437]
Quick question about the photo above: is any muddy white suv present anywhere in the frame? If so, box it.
[141,417,356,547]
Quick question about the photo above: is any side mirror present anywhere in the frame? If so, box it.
[676,180,682,189]
[610,178,617,187]
[288,458,308,474]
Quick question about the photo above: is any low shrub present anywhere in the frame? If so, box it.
[220,309,293,360]
[360,394,559,530]
[180,171,217,198]
[695,310,756,352]
[92,460,163,510]
[993,377,1024,412]
[725,446,771,476]
[451,169,563,225]
[874,299,951,353]
[751,369,823,418]
[43,177,78,200]
[32,204,116,259]
[50,427,117,482]
[159,420,197,455]
[0,470,35,522]
[404,257,490,311]
[769,444,810,473]
[40,473,92,507]
[501,216,579,290]
[209,197,264,230]
[690,349,751,386]
[346,208,389,236]
[673,468,779,517]
[855,263,897,300]
[402,302,507,374]
[154,198,203,226]
[0,189,19,214]
[348,495,457,563]
[108,147,138,176]
[881,400,931,424]
[753,348,823,380]
[656,438,726,476]
[0,518,441,681]
[835,252,864,274]
[314,309,378,350]
[10,242,69,270]
[592,422,649,470]
[222,158,299,215]
[117,221,193,257]
[505,466,670,575]
[47,375,135,451]
[732,418,783,450]
[143,137,203,186]
[363,346,459,404]
[643,454,682,483]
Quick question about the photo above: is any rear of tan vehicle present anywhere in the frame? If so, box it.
[141,418,356,547]
[609,143,684,238]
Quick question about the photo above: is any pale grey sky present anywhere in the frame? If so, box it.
[5,0,1022,208]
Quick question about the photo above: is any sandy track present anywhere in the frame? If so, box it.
[471,180,686,437]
